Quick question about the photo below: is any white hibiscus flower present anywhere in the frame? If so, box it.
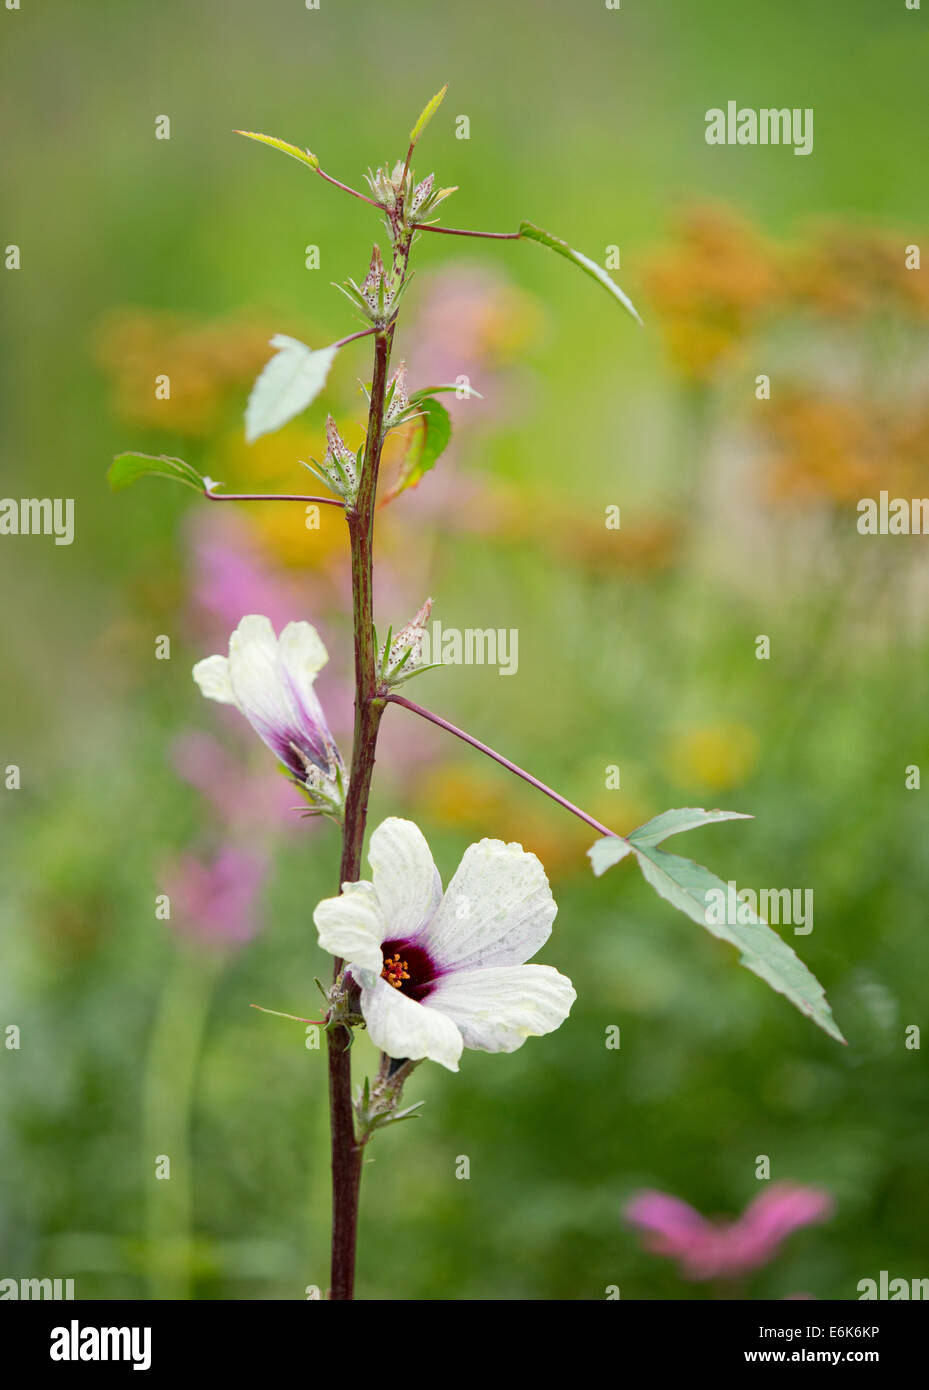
[192,615,345,804]
[314,817,575,1072]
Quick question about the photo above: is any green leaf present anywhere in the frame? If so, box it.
[234,130,319,171]
[519,220,643,325]
[383,397,451,504]
[409,84,448,144]
[632,844,845,1043]
[410,383,484,402]
[245,335,339,443]
[627,807,752,850]
[375,1101,426,1129]
[108,452,205,494]
[588,836,633,876]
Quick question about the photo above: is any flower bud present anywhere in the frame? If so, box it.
[384,362,410,425]
[362,244,385,311]
[378,597,433,687]
[411,173,434,215]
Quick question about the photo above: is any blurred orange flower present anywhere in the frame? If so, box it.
[644,205,781,382]
[94,307,274,436]
[783,223,929,321]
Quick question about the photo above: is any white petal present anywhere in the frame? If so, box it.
[313,882,385,973]
[224,615,333,774]
[227,614,298,745]
[368,818,442,937]
[192,653,236,705]
[278,621,329,684]
[427,964,575,1054]
[422,839,557,971]
[278,621,333,754]
[360,976,463,1072]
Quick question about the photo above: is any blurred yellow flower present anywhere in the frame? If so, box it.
[416,763,592,876]
[213,424,348,569]
[664,723,759,792]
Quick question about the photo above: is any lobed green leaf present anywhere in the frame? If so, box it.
[631,843,845,1043]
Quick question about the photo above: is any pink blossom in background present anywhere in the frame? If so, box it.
[390,264,537,537]
[169,730,302,834]
[624,1183,834,1281]
[405,263,538,400]
[164,845,268,949]
[185,508,310,638]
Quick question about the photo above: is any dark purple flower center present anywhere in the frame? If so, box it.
[380,940,439,1001]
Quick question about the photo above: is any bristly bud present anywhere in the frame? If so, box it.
[364,161,413,216]
[378,597,435,687]
[384,362,410,425]
[411,173,434,215]
[406,175,458,224]
[326,416,356,475]
[302,416,359,504]
[362,244,385,310]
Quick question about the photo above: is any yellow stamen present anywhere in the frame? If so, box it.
[381,953,410,989]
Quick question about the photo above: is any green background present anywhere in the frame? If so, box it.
[1,0,927,1300]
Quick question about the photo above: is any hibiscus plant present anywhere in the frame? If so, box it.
[108,85,844,1300]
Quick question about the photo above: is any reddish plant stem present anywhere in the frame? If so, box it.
[334,326,379,349]
[327,326,394,1302]
[317,166,384,209]
[386,694,620,841]
[205,490,343,507]
[411,223,521,240]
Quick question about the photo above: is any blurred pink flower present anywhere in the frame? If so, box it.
[165,845,268,949]
[624,1183,833,1281]
[405,262,539,400]
[169,729,300,833]
[185,509,308,638]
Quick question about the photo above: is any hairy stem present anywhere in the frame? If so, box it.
[205,490,343,507]
[386,694,619,840]
[327,326,394,1301]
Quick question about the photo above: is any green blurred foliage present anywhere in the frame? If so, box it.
[1,0,928,1300]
